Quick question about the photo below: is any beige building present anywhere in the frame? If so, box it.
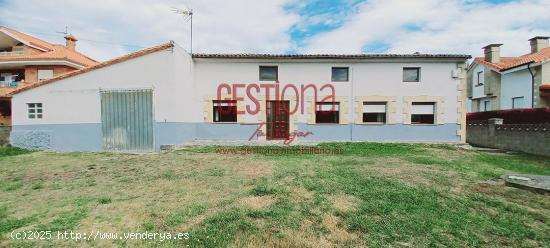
[0,26,97,125]
[467,36,550,112]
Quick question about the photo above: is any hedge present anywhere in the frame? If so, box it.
[466,108,550,124]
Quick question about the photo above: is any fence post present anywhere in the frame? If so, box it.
[488,118,503,136]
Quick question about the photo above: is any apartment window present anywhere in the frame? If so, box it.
[403,67,421,82]
[483,100,491,112]
[37,69,54,81]
[315,102,339,124]
[27,103,43,119]
[259,66,278,81]
[476,71,484,86]
[363,102,386,123]
[213,100,237,123]
[331,67,349,82]
[512,97,524,109]
[13,46,24,53]
[411,102,435,124]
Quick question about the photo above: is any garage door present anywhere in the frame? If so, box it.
[100,89,154,152]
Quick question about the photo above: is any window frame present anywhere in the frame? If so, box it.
[37,69,54,81]
[27,103,43,119]
[476,71,484,86]
[362,101,387,124]
[212,100,238,123]
[483,100,491,112]
[410,102,435,125]
[259,66,278,81]
[315,101,340,124]
[403,67,421,82]
[331,67,349,82]
[512,97,524,109]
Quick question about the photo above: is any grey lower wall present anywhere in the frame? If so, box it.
[0,126,11,146]
[11,122,461,151]
[11,124,103,151]
[467,123,550,156]
[299,124,460,142]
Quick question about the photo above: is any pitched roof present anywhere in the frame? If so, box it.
[10,42,175,95]
[0,26,98,67]
[473,47,550,72]
[192,53,471,60]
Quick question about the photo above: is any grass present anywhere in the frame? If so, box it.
[0,144,548,247]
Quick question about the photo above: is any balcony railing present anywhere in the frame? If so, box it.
[0,51,24,56]
[0,81,18,87]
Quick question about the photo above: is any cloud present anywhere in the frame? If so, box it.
[0,0,299,61]
[0,0,549,61]
[298,0,550,57]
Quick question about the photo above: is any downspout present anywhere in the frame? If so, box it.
[527,62,535,108]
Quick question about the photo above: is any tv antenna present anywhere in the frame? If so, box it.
[171,6,194,54]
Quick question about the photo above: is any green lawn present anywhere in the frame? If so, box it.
[0,143,549,247]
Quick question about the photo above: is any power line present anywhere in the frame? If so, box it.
[22,30,148,49]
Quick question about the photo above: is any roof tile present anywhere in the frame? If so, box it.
[474,47,550,71]
[0,26,98,67]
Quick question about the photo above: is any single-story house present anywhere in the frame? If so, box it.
[9,41,470,152]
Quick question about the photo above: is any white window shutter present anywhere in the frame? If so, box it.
[412,104,434,114]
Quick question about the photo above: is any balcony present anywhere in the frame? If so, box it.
[0,51,24,57]
[0,80,18,87]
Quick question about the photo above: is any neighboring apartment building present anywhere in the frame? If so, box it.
[467,36,550,112]
[8,42,470,152]
[0,26,98,125]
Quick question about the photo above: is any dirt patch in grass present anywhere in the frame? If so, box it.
[329,194,359,212]
[245,214,362,248]
[322,213,362,246]
[289,186,314,204]
[232,160,273,178]
[365,158,436,186]
[240,195,276,209]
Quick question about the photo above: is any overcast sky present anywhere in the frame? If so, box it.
[1,0,549,61]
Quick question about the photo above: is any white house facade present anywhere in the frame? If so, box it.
[467,36,550,112]
[9,42,470,152]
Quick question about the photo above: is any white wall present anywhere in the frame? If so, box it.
[13,52,463,126]
[471,64,486,99]
[500,69,532,109]
[194,60,461,124]
[12,45,193,125]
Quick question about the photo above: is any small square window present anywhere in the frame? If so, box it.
[259,66,278,81]
[411,102,434,124]
[213,100,237,123]
[331,67,349,82]
[315,102,339,124]
[363,102,386,123]
[403,67,421,82]
[27,103,43,119]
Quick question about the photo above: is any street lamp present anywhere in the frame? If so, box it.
[171,6,194,54]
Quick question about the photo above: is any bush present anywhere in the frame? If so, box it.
[0,146,33,157]
[467,108,550,124]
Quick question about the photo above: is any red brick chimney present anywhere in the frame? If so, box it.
[64,34,78,51]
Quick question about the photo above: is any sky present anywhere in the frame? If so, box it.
[0,0,549,62]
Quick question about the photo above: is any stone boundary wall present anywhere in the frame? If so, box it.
[466,118,550,156]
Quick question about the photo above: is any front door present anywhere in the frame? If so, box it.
[266,100,289,140]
